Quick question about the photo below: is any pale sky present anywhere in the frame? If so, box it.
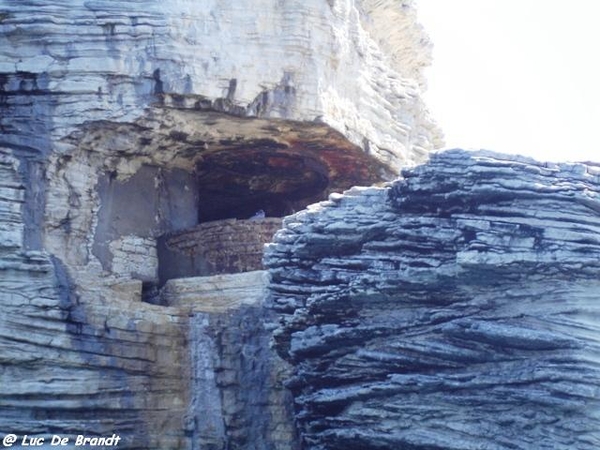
[416,0,600,163]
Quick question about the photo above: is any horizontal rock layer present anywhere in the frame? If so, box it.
[0,252,294,449]
[266,149,600,450]
[0,1,442,448]
[162,270,268,311]
[0,251,190,449]
[0,0,441,168]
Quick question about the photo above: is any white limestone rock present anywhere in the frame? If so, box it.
[0,0,441,168]
[0,1,441,448]
[163,270,268,312]
[0,148,25,249]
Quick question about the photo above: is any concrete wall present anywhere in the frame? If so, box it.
[93,165,199,282]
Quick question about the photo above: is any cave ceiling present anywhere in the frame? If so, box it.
[67,106,394,198]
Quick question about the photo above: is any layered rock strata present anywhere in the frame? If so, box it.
[0,0,441,310]
[0,252,190,449]
[1,252,294,449]
[266,150,600,450]
[0,1,439,447]
[0,0,440,168]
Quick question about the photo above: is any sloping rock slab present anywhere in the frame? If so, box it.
[265,149,600,450]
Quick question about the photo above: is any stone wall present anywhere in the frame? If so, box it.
[159,218,283,282]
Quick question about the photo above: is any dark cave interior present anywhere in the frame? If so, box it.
[195,144,331,222]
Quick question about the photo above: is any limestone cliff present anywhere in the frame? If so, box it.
[4,0,600,449]
[0,1,439,449]
[266,150,600,449]
[0,0,440,307]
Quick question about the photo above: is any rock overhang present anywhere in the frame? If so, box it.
[67,106,395,218]
[44,104,400,297]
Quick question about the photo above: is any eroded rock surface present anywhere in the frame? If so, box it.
[1,0,440,448]
[266,150,600,450]
[0,251,190,449]
[0,0,441,311]
[0,0,440,168]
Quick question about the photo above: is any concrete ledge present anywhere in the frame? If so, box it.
[162,270,268,312]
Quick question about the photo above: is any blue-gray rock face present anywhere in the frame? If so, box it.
[0,2,438,447]
[265,150,600,450]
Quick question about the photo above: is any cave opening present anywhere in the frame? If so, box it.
[59,111,390,304]
[155,145,333,287]
[195,145,330,222]
[88,142,338,303]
